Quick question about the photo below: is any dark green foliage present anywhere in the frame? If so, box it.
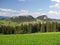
[10,15,35,22]
[46,22,51,32]
[0,15,60,34]
[1,15,60,24]
[37,15,48,20]
[52,22,57,32]
[40,23,45,32]
[0,21,60,34]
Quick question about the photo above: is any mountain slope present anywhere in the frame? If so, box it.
[0,16,9,19]
[37,15,48,20]
[37,15,60,21]
[10,15,36,22]
[1,15,60,23]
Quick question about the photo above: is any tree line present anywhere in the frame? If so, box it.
[0,21,60,34]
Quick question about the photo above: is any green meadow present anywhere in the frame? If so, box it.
[0,32,60,45]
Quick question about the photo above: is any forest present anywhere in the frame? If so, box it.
[0,21,60,34]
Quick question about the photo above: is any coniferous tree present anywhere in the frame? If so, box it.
[40,22,45,32]
[52,22,57,32]
[46,22,51,32]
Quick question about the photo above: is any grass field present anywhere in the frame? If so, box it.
[0,32,60,45]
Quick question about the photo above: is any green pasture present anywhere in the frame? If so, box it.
[0,32,60,45]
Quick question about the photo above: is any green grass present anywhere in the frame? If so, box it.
[0,20,17,26]
[0,32,60,45]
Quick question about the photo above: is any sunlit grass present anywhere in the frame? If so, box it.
[0,32,60,45]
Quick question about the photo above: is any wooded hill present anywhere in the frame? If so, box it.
[0,15,60,34]
[1,15,60,22]
[0,21,60,34]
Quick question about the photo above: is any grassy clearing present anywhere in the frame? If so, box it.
[0,32,60,45]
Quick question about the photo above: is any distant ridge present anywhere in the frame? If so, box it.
[37,15,48,20]
[10,15,36,22]
[36,15,60,21]
[0,16,9,19]
[1,15,60,22]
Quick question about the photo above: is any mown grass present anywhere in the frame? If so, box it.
[0,32,60,45]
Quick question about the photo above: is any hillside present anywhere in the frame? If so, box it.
[0,15,60,23]
[37,15,48,20]
[0,16,9,19]
[37,15,60,21]
[9,15,36,22]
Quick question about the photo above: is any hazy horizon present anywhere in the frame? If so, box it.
[0,0,60,19]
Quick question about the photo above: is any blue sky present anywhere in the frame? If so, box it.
[0,0,60,19]
[0,0,51,11]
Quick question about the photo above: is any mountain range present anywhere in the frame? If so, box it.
[0,15,60,22]
[0,16,9,19]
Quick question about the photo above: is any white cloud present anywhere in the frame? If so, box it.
[48,10,59,14]
[15,9,46,17]
[0,8,18,17]
[0,8,17,12]
[0,12,11,16]
[47,10,60,19]
[16,9,29,16]
[51,0,60,3]
[14,9,60,19]
[50,3,60,8]
[50,0,60,8]
[0,8,60,19]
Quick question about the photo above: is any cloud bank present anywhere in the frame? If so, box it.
[0,8,46,17]
[50,0,60,8]
[0,7,60,19]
